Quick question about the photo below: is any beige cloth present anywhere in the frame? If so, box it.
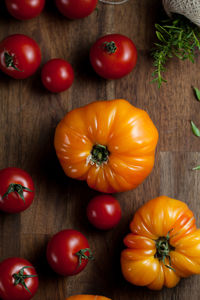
[162,0,200,26]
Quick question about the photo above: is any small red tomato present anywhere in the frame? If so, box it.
[0,257,38,300]
[87,195,122,230]
[0,167,35,213]
[41,58,74,93]
[5,0,45,20]
[46,229,93,276]
[90,34,137,79]
[55,0,98,19]
[0,34,41,79]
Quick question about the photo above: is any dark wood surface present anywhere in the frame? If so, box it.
[1,0,200,299]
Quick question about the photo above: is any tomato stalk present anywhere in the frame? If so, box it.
[3,183,33,203]
[87,144,110,166]
[75,248,94,268]
[13,266,38,295]
[103,41,117,54]
[4,52,21,71]
[155,231,175,271]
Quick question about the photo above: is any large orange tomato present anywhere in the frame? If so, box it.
[54,99,158,193]
[121,196,200,290]
[66,296,111,300]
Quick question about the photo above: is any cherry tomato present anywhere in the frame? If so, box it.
[0,34,41,79]
[55,0,98,19]
[0,257,38,300]
[5,0,45,20]
[87,195,122,230]
[90,34,137,79]
[0,167,35,213]
[46,229,93,276]
[41,59,74,93]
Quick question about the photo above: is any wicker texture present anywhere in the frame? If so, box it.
[163,0,200,26]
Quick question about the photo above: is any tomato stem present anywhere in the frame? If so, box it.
[87,144,110,166]
[155,231,175,271]
[4,52,21,71]
[75,248,94,268]
[2,183,33,203]
[104,41,117,54]
[13,266,38,295]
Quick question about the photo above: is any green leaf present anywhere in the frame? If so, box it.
[192,165,200,170]
[155,24,170,35]
[193,87,200,101]
[152,14,200,88]
[191,121,200,137]
[156,31,166,43]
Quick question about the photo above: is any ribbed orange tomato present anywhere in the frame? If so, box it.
[54,99,158,193]
[121,196,200,290]
[66,296,111,300]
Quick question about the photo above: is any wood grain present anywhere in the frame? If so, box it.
[1,0,200,299]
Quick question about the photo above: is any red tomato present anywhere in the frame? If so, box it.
[0,257,38,300]
[5,0,45,20]
[0,167,35,213]
[90,34,137,79]
[87,195,121,230]
[46,230,93,276]
[55,0,98,19]
[0,34,41,79]
[41,58,74,93]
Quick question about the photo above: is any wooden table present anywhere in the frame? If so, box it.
[1,0,200,299]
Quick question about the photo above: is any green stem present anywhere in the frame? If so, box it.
[4,52,21,71]
[3,183,33,203]
[104,41,117,54]
[13,266,38,295]
[75,248,94,268]
[90,144,110,166]
[155,231,175,271]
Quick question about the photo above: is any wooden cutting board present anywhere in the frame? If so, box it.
[1,0,200,299]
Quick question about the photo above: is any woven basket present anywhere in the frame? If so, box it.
[162,0,200,26]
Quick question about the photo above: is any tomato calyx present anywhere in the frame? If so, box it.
[87,144,110,167]
[4,52,21,71]
[12,266,38,295]
[155,231,175,271]
[75,248,94,268]
[2,183,33,203]
[103,41,117,54]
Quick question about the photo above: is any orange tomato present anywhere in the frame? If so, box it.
[54,99,158,193]
[66,296,111,300]
[121,196,200,290]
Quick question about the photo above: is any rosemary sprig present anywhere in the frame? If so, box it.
[152,15,200,88]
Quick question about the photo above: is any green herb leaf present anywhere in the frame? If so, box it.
[192,165,200,170]
[152,15,200,88]
[193,87,200,101]
[191,121,200,137]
